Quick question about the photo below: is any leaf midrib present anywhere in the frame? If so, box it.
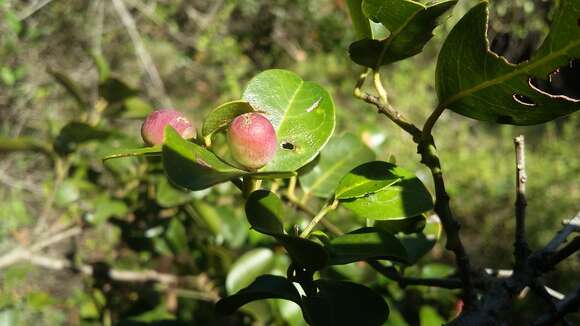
[439,36,580,109]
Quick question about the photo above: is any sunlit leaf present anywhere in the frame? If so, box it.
[436,1,580,125]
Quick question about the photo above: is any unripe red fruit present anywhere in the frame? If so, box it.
[141,109,195,145]
[227,113,277,170]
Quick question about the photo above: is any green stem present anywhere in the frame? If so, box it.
[299,198,339,238]
[241,176,260,198]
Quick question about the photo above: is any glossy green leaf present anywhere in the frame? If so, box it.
[326,227,408,265]
[162,126,246,190]
[244,190,329,270]
[202,100,254,138]
[374,215,426,234]
[341,165,432,219]
[102,145,161,161]
[346,0,372,39]
[301,133,375,198]
[335,161,402,200]
[163,127,295,191]
[243,69,335,172]
[226,248,276,294]
[53,122,111,154]
[217,275,302,315]
[399,217,442,263]
[436,1,580,125]
[245,190,285,235]
[304,280,389,326]
[349,0,457,67]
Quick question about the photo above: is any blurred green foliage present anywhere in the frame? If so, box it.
[0,0,578,325]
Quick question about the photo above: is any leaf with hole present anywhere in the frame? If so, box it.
[436,1,580,125]
[300,133,375,199]
[325,227,408,265]
[243,69,335,172]
[335,161,402,200]
[349,0,457,67]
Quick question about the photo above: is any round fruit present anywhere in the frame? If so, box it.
[227,113,277,170]
[141,109,195,145]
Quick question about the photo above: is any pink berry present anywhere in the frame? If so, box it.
[227,113,277,170]
[141,109,195,145]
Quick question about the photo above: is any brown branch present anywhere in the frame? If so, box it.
[513,135,530,272]
[543,236,580,272]
[353,71,476,306]
[533,285,580,326]
[367,260,462,289]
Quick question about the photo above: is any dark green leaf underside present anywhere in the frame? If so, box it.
[436,1,580,125]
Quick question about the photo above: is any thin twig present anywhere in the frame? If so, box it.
[282,194,343,236]
[17,0,55,20]
[300,198,339,238]
[513,135,530,272]
[0,226,81,269]
[372,69,388,105]
[111,0,173,107]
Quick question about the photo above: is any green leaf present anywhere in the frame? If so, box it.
[162,127,295,191]
[399,217,442,263]
[99,77,139,105]
[326,227,408,265]
[301,133,375,199]
[166,219,188,254]
[335,161,402,200]
[349,0,457,67]
[48,68,89,111]
[304,280,389,326]
[244,190,329,270]
[121,97,153,119]
[243,69,336,172]
[374,215,426,234]
[436,1,580,125]
[163,126,246,190]
[341,164,432,220]
[53,122,111,154]
[54,180,80,207]
[226,248,276,294]
[102,145,161,161]
[202,100,254,138]
[88,195,128,225]
[346,0,372,39]
[245,190,285,235]
[156,177,195,208]
[217,275,302,315]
